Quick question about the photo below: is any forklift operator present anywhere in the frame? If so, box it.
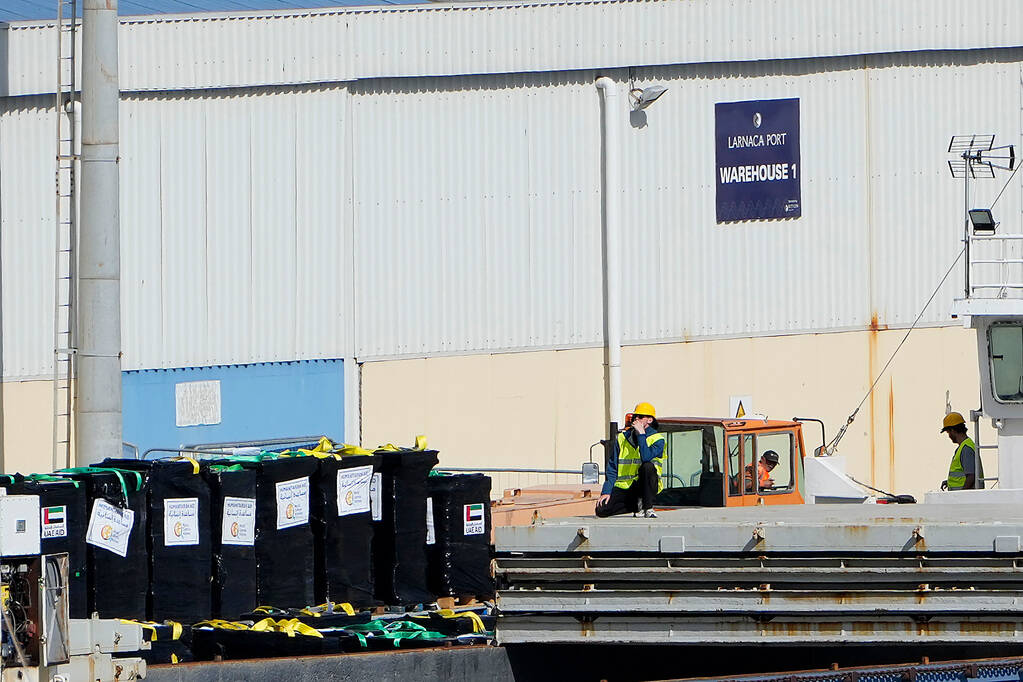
[595,402,667,519]
[745,450,779,493]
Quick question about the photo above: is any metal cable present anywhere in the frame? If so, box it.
[824,246,965,454]
[989,157,1022,210]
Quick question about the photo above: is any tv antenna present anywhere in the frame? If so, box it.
[947,134,1016,296]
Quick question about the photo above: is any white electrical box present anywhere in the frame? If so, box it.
[0,495,40,557]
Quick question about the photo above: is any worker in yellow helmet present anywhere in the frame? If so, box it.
[940,411,985,490]
[596,402,667,519]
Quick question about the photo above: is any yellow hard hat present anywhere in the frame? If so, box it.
[941,412,966,432]
[633,402,656,418]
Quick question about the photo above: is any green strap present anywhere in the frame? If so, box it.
[208,464,246,473]
[55,467,143,506]
[25,474,80,488]
[344,620,446,648]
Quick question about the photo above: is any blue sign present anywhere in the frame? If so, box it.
[715,98,801,222]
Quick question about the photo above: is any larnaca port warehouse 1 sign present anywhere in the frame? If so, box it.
[715,98,801,222]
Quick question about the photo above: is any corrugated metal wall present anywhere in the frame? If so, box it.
[0,95,55,378]
[120,84,351,370]
[5,1,1023,97]
[1,41,1021,376]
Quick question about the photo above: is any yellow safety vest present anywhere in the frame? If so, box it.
[947,437,977,490]
[614,431,667,493]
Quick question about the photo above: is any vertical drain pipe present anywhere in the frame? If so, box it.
[77,0,121,465]
[595,77,622,439]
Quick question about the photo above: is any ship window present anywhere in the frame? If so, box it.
[990,323,1023,403]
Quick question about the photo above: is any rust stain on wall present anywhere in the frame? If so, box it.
[889,378,896,490]
[868,314,879,485]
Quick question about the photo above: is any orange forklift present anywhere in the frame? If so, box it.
[652,416,810,508]
[490,416,817,525]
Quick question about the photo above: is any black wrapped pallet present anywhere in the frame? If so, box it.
[101,459,212,623]
[309,453,377,607]
[204,464,259,619]
[57,467,148,620]
[0,475,88,618]
[371,449,439,606]
[237,456,319,609]
[426,474,494,599]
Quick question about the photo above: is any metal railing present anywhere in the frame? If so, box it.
[968,234,1023,295]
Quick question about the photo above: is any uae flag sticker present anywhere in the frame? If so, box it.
[463,503,486,536]
[42,505,67,539]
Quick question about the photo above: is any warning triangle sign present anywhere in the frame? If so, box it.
[735,401,746,418]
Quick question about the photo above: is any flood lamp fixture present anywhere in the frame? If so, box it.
[629,85,668,110]
[968,208,996,235]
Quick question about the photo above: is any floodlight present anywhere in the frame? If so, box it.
[630,85,668,110]
[968,208,997,235]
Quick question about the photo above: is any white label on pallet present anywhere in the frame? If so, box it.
[86,499,134,557]
[337,466,373,517]
[426,497,435,545]
[41,505,67,539]
[164,497,199,547]
[221,497,256,546]
[276,477,309,529]
[370,473,382,521]
[463,503,486,536]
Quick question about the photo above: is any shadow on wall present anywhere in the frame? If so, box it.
[0,25,8,97]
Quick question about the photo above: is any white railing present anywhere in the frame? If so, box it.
[968,234,1023,297]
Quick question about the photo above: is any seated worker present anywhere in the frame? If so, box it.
[595,402,667,519]
[744,450,779,493]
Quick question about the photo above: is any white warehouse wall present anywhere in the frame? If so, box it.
[2,51,1020,378]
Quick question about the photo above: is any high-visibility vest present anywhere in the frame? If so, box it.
[947,436,978,490]
[614,431,667,492]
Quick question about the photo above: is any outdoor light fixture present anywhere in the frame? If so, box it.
[968,208,997,235]
[629,85,668,110]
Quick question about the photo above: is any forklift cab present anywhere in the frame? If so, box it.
[653,418,807,507]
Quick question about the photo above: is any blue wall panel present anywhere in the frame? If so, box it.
[122,360,343,456]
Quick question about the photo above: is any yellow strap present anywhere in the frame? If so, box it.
[121,620,158,641]
[253,605,276,614]
[170,456,200,475]
[339,444,374,456]
[377,443,400,451]
[171,653,179,664]
[301,601,355,617]
[435,609,486,634]
[193,619,249,631]
[168,621,183,640]
[296,448,339,460]
[251,617,324,638]
[414,435,428,451]
[312,436,334,453]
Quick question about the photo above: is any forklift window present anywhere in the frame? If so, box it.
[727,435,741,496]
[989,323,1023,403]
[755,432,794,493]
[654,425,726,507]
[662,426,724,489]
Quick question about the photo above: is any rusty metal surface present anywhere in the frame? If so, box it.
[671,656,1023,681]
[498,588,1023,615]
[495,504,1023,646]
[496,614,1023,645]
[495,503,1023,554]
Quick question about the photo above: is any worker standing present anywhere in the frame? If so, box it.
[595,402,666,519]
[940,412,985,490]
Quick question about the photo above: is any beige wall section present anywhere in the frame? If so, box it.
[1,379,57,475]
[362,326,992,500]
